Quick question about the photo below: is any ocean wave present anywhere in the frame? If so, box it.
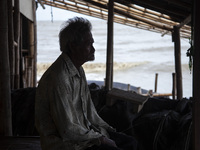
[83,61,148,73]
[37,61,149,75]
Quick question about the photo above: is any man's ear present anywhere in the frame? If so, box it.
[69,42,74,50]
[69,42,79,51]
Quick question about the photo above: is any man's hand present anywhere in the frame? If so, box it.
[99,136,117,148]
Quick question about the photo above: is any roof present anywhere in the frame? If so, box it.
[39,0,192,38]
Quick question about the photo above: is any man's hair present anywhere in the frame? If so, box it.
[59,17,92,53]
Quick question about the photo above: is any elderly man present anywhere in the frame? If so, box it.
[35,17,137,150]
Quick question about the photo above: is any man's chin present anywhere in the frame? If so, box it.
[88,56,95,61]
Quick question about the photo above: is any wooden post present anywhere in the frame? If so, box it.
[7,0,15,89]
[29,21,34,87]
[127,84,130,91]
[172,73,176,99]
[193,0,200,149]
[32,0,37,87]
[154,73,158,93]
[105,0,114,91]
[173,26,183,100]
[13,0,20,89]
[137,87,142,94]
[0,0,13,136]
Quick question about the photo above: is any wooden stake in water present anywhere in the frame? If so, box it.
[154,73,158,93]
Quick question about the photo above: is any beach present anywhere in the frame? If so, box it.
[37,19,192,98]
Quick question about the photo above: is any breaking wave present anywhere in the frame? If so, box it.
[37,61,149,76]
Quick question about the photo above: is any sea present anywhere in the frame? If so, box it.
[37,19,192,98]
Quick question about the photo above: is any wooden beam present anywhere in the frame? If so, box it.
[0,0,12,136]
[177,15,191,28]
[83,0,173,31]
[114,6,172,31]
[193,0,200,149]
[165,0,191,11]
[38,0,46,9]
[42,0,190,38]
[133,0,189,18]
[173,26,183,100]
[105,0,114,91]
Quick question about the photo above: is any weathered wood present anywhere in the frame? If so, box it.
[13,0,20,89]
[173,26,183,100]
[107,88,148,104]
[0,0,12,136]
[105,0,114,91]
[193,0,200,149]
[107,88,148,112]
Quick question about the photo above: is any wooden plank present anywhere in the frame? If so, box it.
[107,88,148,105]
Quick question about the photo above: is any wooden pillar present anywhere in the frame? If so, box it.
[13,0,20,89]
[0,0,13,136]
[29,21,34,87]
[7,0,15,89]
[105,0,114,91]
[173,26,183,100]
[193,0,200,149]
[32,0,37,87]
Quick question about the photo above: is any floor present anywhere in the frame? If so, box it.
[0,136,41,150]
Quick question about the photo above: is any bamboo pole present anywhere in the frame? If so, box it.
[13,0,20,89]
[0,0,13,136]
[43,0,190,38]
[173,26,183,100]
[105,0,114,91]
[193,0,200,149]
[7,0,15,89]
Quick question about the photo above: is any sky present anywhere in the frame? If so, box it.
[36,4,97,21]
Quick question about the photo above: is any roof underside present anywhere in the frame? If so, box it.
[39,0,192,38]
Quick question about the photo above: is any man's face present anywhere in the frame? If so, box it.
[75,32,95,63]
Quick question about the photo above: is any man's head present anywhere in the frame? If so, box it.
[59,17,95,63]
